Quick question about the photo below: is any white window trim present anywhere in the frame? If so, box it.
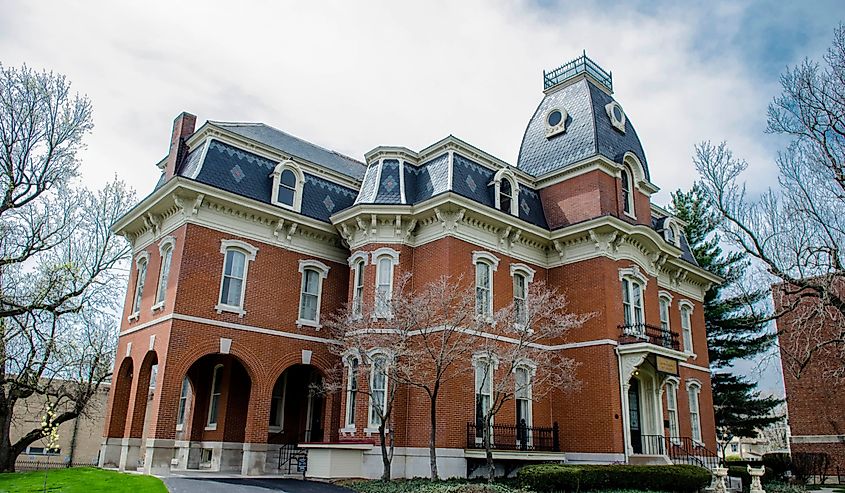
[491,168,520,216]
[206,364,224,430]
[473,251,500,319]
[343,353,360,431]
[296,259,331,328]
[176,376,191,431]
[663,377,681,444]
[679,300,696,357]
[686,379,703,444]
[129,251,151,321]
[366,350,392,431]
[348,251,369,319]
[153,236,176,311]
[514,362,536,446]
[269,373,288,433]
[605,101,627,133]
[472,352,499,444]
[619,266,647,331]
[620,164,636,219]
[662,218,683,248]
[214,239,258,317]
[510,263,535,330]
[658,291,673,332]
[372,248,400,320]
[270,160,305,212]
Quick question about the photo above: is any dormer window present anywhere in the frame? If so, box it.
[492,168,520,216]
[663,219,682,248]
[271,160,304,212]
[545,107,568,138]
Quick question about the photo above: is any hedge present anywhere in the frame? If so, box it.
[517,464,712,492]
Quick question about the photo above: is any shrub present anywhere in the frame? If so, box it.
[517,464,711,492]
[762,453,792,482]
[791,453,831,485]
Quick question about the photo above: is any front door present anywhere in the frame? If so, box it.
[628,378,642,454]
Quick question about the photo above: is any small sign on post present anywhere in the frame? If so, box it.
[297,456,307,474]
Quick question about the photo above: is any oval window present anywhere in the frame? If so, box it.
[547,110,563,127]
[612,105,623,122]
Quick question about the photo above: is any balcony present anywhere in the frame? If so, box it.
[466,422,560,452]
[619,323,680,351]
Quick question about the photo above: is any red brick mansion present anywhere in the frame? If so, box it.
[99,55,721,478]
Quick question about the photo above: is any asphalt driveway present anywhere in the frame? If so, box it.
[164,477,354,493]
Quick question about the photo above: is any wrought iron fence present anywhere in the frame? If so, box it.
[466,422,560,452]
[640,435,721,470]
[543,53,613,92]
[619,323,680,351]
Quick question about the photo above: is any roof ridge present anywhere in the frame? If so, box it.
[212,121,366,167]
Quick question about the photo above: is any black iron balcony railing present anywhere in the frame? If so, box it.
[639,435,721,470]
[543,52,613,92]
[466,422,560,452]
[619,323,680,351]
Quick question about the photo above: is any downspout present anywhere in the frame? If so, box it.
[616,347,630,464]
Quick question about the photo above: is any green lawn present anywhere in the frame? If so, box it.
[0,467,167,493]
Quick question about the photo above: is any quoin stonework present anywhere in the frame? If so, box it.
[99,54,722,478]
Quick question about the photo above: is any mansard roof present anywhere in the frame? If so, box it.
[517,77,649,179]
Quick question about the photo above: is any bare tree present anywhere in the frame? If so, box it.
[473,281,587,480]
[323,278,413,480]
[694,24,845,380]
[0,64,135,471]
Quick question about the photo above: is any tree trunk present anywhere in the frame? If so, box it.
[379,422,391,480]
[484,413,495,482]
[0,392,17,472]
[429,386,439,480]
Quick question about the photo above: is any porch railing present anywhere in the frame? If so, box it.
[619,323,680,351]
[640,435,721,470]
[466,422,560,452]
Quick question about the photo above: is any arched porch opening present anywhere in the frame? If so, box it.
[106,357,134,438]
[131,351,158,439]
[267,364,325,445]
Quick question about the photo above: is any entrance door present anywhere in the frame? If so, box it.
[628,378,642,454]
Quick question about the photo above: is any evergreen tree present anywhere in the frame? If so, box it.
[671,183,781,441]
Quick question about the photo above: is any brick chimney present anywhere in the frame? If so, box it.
[163,112,197,181]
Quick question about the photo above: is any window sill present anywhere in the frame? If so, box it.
[215,304,246,317]
[127,312,140,323]
[371,314,394,321]
[151,301,165,312]
[269,426,284,433]
[296,319,322,330]
[685,352,697,359]
[341,425,357,433]
[204,424,217,431]
[364,427,389,436]
[623,209,637,220]
[175,424,184,432]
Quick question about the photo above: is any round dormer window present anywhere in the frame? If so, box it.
[605,101,627,133]
[547,110,563,127]
[545,108,568,139]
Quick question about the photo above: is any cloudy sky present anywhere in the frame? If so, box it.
[2,0,842,395]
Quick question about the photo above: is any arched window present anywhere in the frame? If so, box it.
[622,277,644,328]
[154,237,175,308]
[271,160,304,211]
[372,248,399,318]
[215,239,258,316]
[664,379,680,442]
[131,252,150,317]
[206,364,223,429]
[510,263,535,329]
[473,251,500,318]
[492,168,520,216]
[687,381,702,443]
[679,301,694,354]
[298,260,330,327]
[269,373,287,431]
[621,166,634,216]
[348,252,368,319]
[176,376,191,431]
[344,356,359,428]
[515,365,534,447]
[369,353,389,426]
[472,352,498,443]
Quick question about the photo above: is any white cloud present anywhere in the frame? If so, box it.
[1,0,799,206]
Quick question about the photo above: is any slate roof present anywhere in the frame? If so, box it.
[211,122,367,181]
[516,78,649,180]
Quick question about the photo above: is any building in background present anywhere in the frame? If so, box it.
[99,54,721,478]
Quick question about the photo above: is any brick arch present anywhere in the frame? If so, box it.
[167,336,265,389]
[105,356,134,438]
[128,350,159,438]
[265,349,337,385]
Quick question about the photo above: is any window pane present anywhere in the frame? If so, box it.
[378,258,391,283]
[280,169,296,187]
[225,250,246,278]
[277,185,295,206]
[304,270,320,294]
[222,277,243,306]
[300,293,318,320]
